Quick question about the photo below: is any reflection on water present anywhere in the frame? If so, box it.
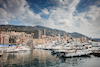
[0,51,32,67]
[0,49,100,67]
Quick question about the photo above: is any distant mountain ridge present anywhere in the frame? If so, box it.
[93,38,100,42]
[67,32,88,38]
[0,25,88,38]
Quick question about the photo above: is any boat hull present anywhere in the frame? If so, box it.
[61,51,92,58]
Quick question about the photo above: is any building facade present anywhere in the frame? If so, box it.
[33,30,41,39]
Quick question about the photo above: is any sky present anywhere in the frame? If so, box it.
[0,0,100,38]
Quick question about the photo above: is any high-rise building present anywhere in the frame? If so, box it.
[42,29,46,35]
[34,30,41,39]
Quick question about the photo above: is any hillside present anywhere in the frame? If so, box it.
[0,25,88,38]
[67,32,88,38]
[93,38,100,42]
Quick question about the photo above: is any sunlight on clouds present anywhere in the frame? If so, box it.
[41,8,50,15]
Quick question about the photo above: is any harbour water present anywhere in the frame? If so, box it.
[0,49,100,67]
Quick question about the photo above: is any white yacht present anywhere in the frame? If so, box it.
[17,46,31,51]
[4,45,31,53]
[4,47,19,53]
[60,50,92,58]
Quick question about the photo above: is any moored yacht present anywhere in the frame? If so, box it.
[4,45,31,53]
[60,50,92,58]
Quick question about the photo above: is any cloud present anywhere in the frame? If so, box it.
[0,0,100,38]
[0,21,8,25]
[76,5,100,38]
[45,0,100,38]
[41,8,50,15]
[0,0,29,22]
[47,0,80,30]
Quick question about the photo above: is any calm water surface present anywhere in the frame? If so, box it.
[0,49,100,67]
